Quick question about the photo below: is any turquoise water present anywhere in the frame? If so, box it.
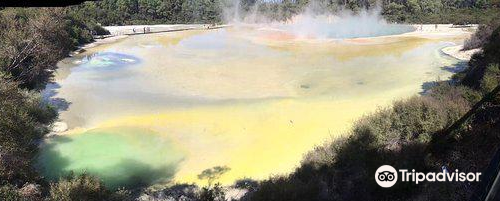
[37,127,185,189]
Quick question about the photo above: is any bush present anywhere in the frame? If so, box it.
[0,8,108,90]
[462,25,500,91]
[428,82,482,104]
[354,95,469,148]
[198,183,226,201]
[480,63,500,92]
[47,173,132,201]
[463,24,494,50]
[0,8,73,90]
[0,77,56,185]
[0,185,23,201]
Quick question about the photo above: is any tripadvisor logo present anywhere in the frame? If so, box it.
[375,165,482,188]
[375,165,398,188]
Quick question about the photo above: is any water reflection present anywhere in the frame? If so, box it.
[76,52,141,70]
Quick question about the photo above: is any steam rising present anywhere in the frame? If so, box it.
[224,0,415,39]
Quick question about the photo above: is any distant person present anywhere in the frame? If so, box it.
[435,24,438,30]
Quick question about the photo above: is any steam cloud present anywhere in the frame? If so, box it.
[223,0,415,39]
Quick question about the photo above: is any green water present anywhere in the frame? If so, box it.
[37,127,184,189]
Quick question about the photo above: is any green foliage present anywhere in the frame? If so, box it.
[480,63,500,92]
[356,95,468,146]
[429,82,482,104]
[234,178,258,191]
[0,8,106,90]
[462,24,500,91]
[0,8,71,90]
[0,185,23,201]
[383,2,407,22]
[47,173,132,201]
[198,183,226,201]
[66,0,499,25]
[0,8,112,200]
[0,77,56,185]
[70,0,224,25]
[464,24,496,50]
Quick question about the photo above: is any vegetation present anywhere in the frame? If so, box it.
[0,76,56,186]
[198,183,226,201]
[0,8,108,90]
[69,0,224,25]
[460,24,500,92]
[0,7,119,201]
[64,0,500,26]
[47,174,132,201]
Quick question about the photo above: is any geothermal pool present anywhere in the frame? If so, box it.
[39,25,470,188]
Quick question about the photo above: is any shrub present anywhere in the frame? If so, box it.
[47,173,132,201]
[429,82,482,104]
[198,183,226,201]
[462,25,500,90]
[480,63,500,92]
[0,77,56,185]
[0,8,108,90]
[463,24,494,50]
[0,185,23,201]
[354,95,469,148]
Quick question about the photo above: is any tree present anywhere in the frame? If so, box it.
[197,166,230,186]
[0,75,56,186]
[0,8,73,90]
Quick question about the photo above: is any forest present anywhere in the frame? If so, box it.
[69,0,500,25]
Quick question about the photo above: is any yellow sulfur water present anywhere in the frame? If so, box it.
[40,26,471,188]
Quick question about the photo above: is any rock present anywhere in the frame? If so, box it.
[52,121,68,133]
[19,183,42,200]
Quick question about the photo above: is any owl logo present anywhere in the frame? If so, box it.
[377,171,395,182]
[375,165,398,188]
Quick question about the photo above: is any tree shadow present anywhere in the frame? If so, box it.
[35,136,73,181]
[42,82,71,112]
[36,134,181,190]
[420,61,469,95]
[440,61,468,74]
[102,159,179,189]
[420,81,441,95]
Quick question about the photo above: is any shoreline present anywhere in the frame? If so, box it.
[441,44,481,61]
[53,23,476,136]
[70,24,230,57]
[74,23,476,58]
[405,24,478,61]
